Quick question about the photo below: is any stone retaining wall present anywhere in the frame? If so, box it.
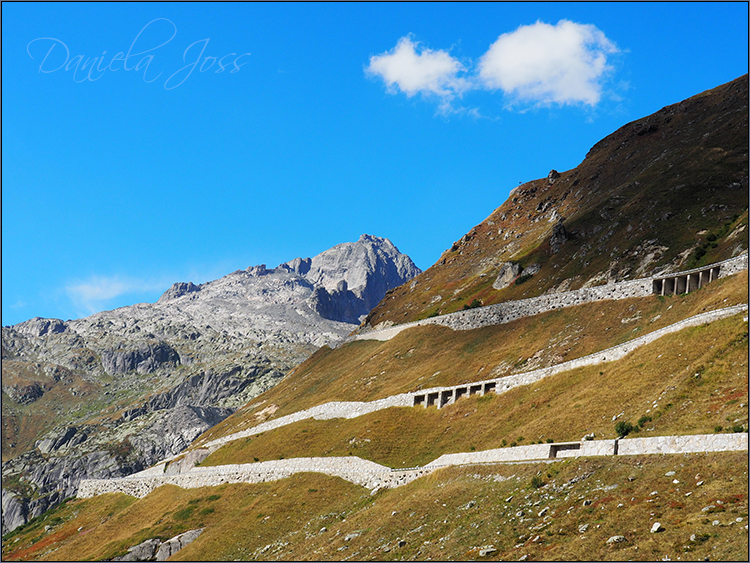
[413,304,748,409]
[349,254,748,344]
[201,304,746,452]
[78,433,748,499]
[425,433,748,469]
[77,456,430,499]
[203,394,414,450]
[616,433,749,456]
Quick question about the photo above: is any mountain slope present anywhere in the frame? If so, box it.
[2,77,748,561]
[364,75,748,328]
[1,234,419,534]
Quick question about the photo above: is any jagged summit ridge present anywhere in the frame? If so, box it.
[156,234,420,327]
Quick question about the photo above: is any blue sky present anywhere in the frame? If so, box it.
[2,2,748,325]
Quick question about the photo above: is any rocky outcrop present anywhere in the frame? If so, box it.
[1,491,27,536]
[2,382,44,405]
[304,234,421,317]
[35,426,86,455]
[157,281,201,303]
[14,318,68,338]
[101,341,181,375]
[112,529,203,561]
[492,262,522,290]
[549,220,569,254]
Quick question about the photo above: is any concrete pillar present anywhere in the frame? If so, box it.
[664,278,675,295]
[440,390,454,408]
[688,273,699,292]
[653,279,663,295]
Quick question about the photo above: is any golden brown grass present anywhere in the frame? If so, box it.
[197,270,747,447]
[5,453,747,561]
[199,312,747,469]
[2,475,367,562]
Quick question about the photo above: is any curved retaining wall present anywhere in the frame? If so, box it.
[349,254,748,343]
[201,304,747,450]
[413,304,748,408]
[78,456,431,498]
[78,433,748,499]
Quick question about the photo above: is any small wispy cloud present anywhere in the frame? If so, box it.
[65,275,168,316]
[367,21,619,113]
[365,36,470,111]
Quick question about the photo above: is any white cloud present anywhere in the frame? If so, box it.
[477,20,618,107]
[365,36,470,101]
[65,275,166,315]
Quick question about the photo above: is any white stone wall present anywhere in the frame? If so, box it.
[425,444,552,467]
[414,304,748,407]
[350,254,748,344]
[78,456,429,499]
[77,432,748,500]
[617,433,749,456]
[203,394,413,450]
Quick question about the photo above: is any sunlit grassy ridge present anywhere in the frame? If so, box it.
[196,270,747,447]
[4,454,747,561]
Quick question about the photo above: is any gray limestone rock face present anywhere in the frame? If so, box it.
[492,262,522,290]
[550,221,569,254]
[305,234,421,315]
[157,281,201,304]
[155,528,203,560]
[14,317,68,338]
[113,538,162,561]
[1,490,27,536]
[35,426,84,455]
[2,234,420,534]
[101,341,181,375]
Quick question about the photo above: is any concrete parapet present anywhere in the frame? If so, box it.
[616,433,748,456]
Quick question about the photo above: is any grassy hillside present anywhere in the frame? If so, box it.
[3,453,747,561]
[196,270,747,446]
[2,77,747,562]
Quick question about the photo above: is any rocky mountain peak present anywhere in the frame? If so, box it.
[158,282,201,304]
